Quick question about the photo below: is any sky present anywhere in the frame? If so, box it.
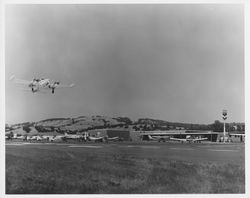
[5,4,244,124]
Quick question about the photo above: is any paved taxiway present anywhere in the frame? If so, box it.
[6,141,244,164]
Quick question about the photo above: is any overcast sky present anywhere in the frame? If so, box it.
[5,4,244,124]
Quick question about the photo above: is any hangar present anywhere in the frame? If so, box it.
[87,129,131,141]
[140,130,219,142]
[87,129,219,142]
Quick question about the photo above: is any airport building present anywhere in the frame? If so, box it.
[87,129,220,142]
[87,129,131,141]
[140,130,220,142]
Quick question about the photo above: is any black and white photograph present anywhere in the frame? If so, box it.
[3,2,246,195]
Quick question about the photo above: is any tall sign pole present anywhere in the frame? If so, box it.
[222,110,227,143]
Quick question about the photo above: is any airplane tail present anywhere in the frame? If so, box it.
[83,132,88,140]
[148,135,154,140]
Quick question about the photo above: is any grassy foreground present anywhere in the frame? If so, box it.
[6,146,244,194]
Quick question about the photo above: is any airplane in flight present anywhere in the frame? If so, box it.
[170,135,208,143]
[9,75,75,94]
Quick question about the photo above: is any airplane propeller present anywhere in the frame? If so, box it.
[49,81,60,94]
[33,78,40,82]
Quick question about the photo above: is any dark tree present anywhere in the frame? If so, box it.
[23,126,31,133]
[212,120,223,132]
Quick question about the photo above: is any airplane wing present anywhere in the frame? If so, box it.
[107,137,119,140]
[18,87,50,94]
[148,135,156,140]
[95,137,103,140]
[54,83,75,88]
[192,138,208,142]
[88,136,104,141]
[170,137,186,142]
[10,75,31,85]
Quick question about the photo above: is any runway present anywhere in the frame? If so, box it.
[6,141,244,163]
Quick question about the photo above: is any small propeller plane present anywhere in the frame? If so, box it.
[10,75,75,94]
[87,136,105,142]
[147,135,170,142]
[170,135,208,143]
[63,133,86,141]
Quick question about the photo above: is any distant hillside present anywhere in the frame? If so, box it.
[134,118,211,131]
[5,116,245,135]
[134,118,245,132]
[6,116,132,135]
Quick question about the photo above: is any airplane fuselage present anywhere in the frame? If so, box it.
[29,79,50,93]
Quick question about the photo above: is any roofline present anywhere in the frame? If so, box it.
[140,131,219,136]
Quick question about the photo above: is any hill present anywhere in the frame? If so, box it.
[6,116,132,135]
[5,116,245,135]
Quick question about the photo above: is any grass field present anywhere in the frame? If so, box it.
[6,142,245,194]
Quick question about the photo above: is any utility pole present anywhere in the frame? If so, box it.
[222,110,227,143]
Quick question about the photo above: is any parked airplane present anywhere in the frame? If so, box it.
[41,135,55,141]
[10,75,75,94]
[29,135,42,141]
[64,133,84,141]
[5,132,13,140]
[50,135,67,141]
[13,134,26,140]
[87,136,104,142]
[5,135,12,140]
[170,135,208,143]
[147,135,170,142]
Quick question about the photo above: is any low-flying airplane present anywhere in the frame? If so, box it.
[147,135,170,142]
[170,135,208,143]
[10,75,75,94]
